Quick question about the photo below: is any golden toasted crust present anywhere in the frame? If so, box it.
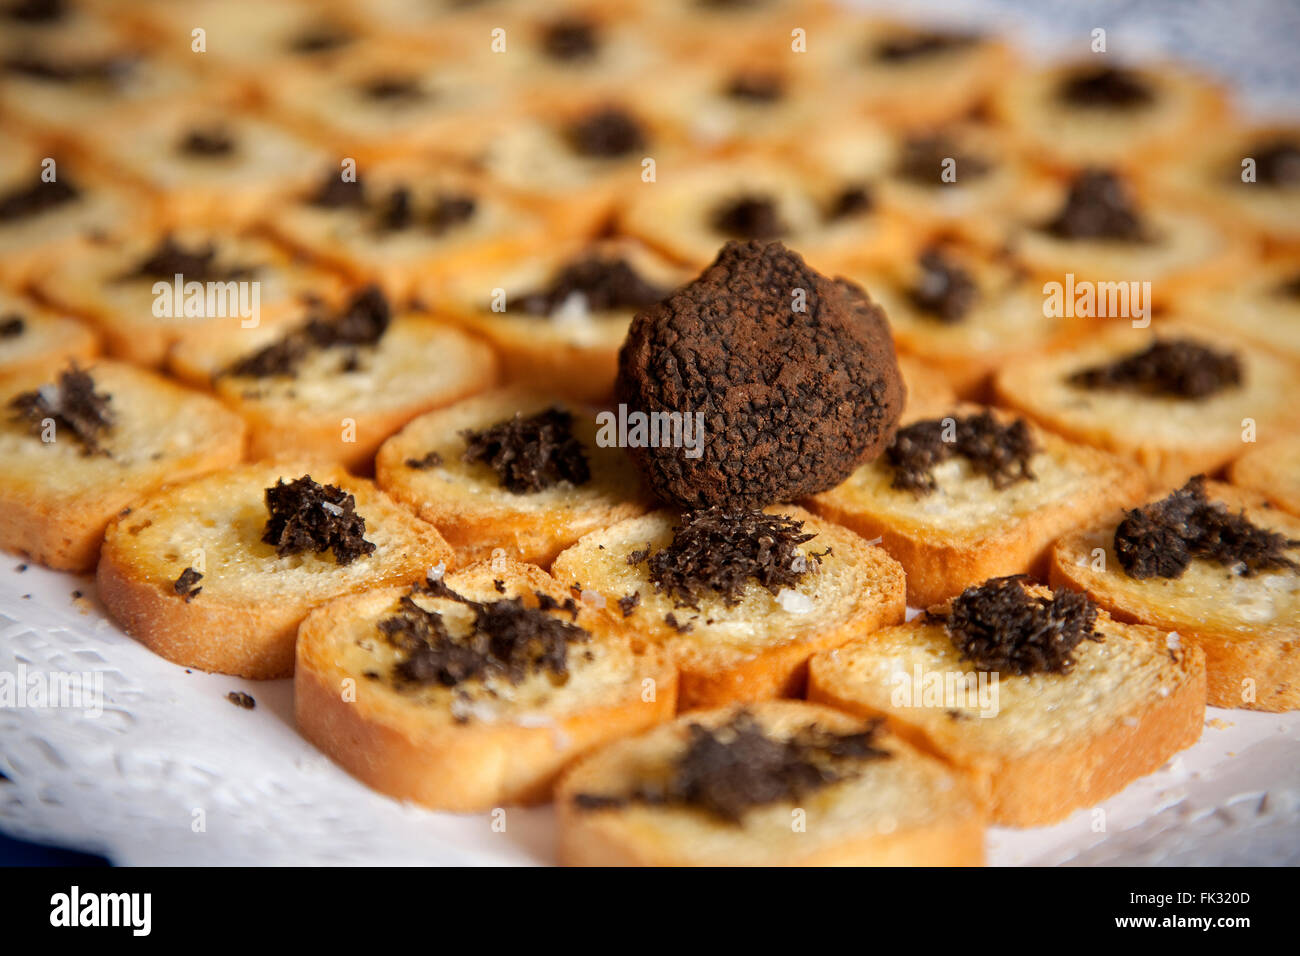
[551,506,907,711]
[808,591,1207,826]
[294,560,678,811]
[0,360,245,571]
[97,462,454,679]
[808,407,1152,606]
[1229,436,1300,517]
[1049,481,1300,711]
[992,323,1300,487]
[555,700,987,866]
[375,388,650,567]
[0,291,99,379]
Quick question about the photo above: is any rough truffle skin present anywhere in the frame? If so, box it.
[615,241,905,508]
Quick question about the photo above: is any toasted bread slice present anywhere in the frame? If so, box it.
[0,360,245,571]
[375,388,650,567]
[1168,260,1300,362]
[556,700,987,866]
[993,323,1300,487]
[896,355,957,421]
[1230,437,1300,517]
[1050,481,1300,711]
[808,583,1206,826]
[551,506,906,711]
[808,405,1150,606]
[294,559,677,811]
[170,298,498,470]
[34,227,343,367]
[431,238,689,405]
[0,289,98,379]
[98,462,454,679]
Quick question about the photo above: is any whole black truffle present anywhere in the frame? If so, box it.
[615,240,905,508]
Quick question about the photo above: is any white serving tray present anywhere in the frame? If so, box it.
[1,560,1296,865]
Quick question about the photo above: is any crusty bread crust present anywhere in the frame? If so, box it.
[1229,437,1300,517]
[809,407,1152,606]
[808,598,1207,826]
[0,361,246,571]
[555,700,987,865]
[1049,482,1300,711]
[552,507,906,711]
[97,463,454,678]
[294,561,678,811]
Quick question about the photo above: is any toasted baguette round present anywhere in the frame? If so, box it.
[98,462,454,679]
[551,506,906,711]
[809,586,1207,826]
[375,388,650,567]
[808,405,1151,606]
[295,559,678,811]
[993,323,1300,488]
[1050,481,1300,712]
[1167,261,1300,363]
[556,700,987,866]
[171,311,498,470]
[0,289,98,380]
[0,360,245,571]
[1229,436,1300,517]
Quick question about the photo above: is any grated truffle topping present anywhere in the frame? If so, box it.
[541,16,598,61]
[896,133,991,185]
[1114,475,1299,580]
[0,172,79,221]
[1068,337,1242,400]
[873,30,977,62]
[711,194,787,240]
[178,126,236,157]
[513,255,670,317]
[121,236,255,283]
[938,576,1103,676]
[886,410,1037,496]
[1057,65,1154,109]
[565,106,647,158]
[1044,169,1149,242]
[8,364,113,455]
[573,710,890,823]
[907,247,979,322]
[461,407,591,494]
[262,475,376,565]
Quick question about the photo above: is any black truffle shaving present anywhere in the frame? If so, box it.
[222,285,391,379]
[361,74,424,101]
[1068,337,1242,400]
[886,411,1037,495]
[381,581,590,690]
[178,126,236,157]
[461,407,591,494]
[573,710,890,824]
[1057,65,1154,109]
[617,591,641,617]
[827,184,874,220]
[173,567,203,602]
[288,24,353,54]
[261,475,376,565]
[541,16,598,61]
[513,256,670,316]
[1114,475,1300,580]
[907,248,979,322]
[636,507,824,610]
[8,364,113,455]
[711,194,787,240]
[405,450,444,470]
[873,30,977,62]
[725,70,785,102]
[939,576,1103,676]
[120,236,256,283]
[426,193,477,234]
[0,174,78,221]
[1044,169,1150,242]
[308,171,365,209]
[566,106,647,157]
[896,133,991,185]
[3,53,131,84]
[0,314,24,338]
[1251,138,1300,188]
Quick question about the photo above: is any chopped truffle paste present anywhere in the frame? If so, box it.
[907,248,979,322]
[615,240,905,508]
[1068,337,1242,399]
[1057,65,1154,109]
[262,475,376,565]
[173,566,203,602]
[461,407,591,494]
[711,195,787,240]
[178,126,236,157]
[573,710,890,823]
[1044,169,1149,242]
[0,173,79,222]
[939,575,1103,675]
[566,106,647,157]
[1114,475,1299,580]
[873,30,977,62]
[512,256,670,317]
[541,16,598,61]
[120,236,255,283]
[896,133,990,185]
[886,411,1037,495]
[9,364,113,455]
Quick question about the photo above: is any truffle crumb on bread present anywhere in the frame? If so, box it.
[809,581,1206,825]
[1050,481,1300,712]
[98,462,454,679]
[808,405,1151,606]
[556,700,987,866]
[375,388,650,568]
[294,559,677,811]
[551,505,906,711]
[0,360,245,571]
